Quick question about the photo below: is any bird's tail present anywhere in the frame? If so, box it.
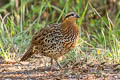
[20,45,33,61]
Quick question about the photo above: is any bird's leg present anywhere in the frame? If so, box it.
[44,58,47,68]
[50,59,53,70]
[55,60,63,69]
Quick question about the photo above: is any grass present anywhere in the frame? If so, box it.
[0,0,120,64]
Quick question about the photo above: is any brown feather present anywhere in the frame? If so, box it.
[20,12,80,65]
[20,45,33,61]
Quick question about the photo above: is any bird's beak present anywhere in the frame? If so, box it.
[75,15,80,18]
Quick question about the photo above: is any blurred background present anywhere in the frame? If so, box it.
[0,0,120,64]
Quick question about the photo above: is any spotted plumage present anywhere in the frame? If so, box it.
[20,12,80,69]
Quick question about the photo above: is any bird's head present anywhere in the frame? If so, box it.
[63,12,80,22]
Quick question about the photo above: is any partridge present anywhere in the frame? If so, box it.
[20,12,80,69]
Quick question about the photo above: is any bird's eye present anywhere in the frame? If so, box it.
[65,12,76,19]
[70,14,74,16]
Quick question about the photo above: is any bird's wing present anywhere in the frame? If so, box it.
[31,23,63,54]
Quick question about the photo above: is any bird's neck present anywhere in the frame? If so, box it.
[61,19,79,42]
[61,20,76,31]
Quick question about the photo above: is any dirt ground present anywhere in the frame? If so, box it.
[0,56,120,80]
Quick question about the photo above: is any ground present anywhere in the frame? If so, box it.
[0,56,120,80]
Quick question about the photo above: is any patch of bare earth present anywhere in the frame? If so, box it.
[0,57,120,80]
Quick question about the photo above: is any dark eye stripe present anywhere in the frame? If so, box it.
[65,13,74,19]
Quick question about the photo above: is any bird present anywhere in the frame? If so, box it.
[20,12,80,69]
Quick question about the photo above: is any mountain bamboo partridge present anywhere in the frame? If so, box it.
[20,12,80,69]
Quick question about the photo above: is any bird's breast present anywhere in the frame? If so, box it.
[61,23,79,53]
